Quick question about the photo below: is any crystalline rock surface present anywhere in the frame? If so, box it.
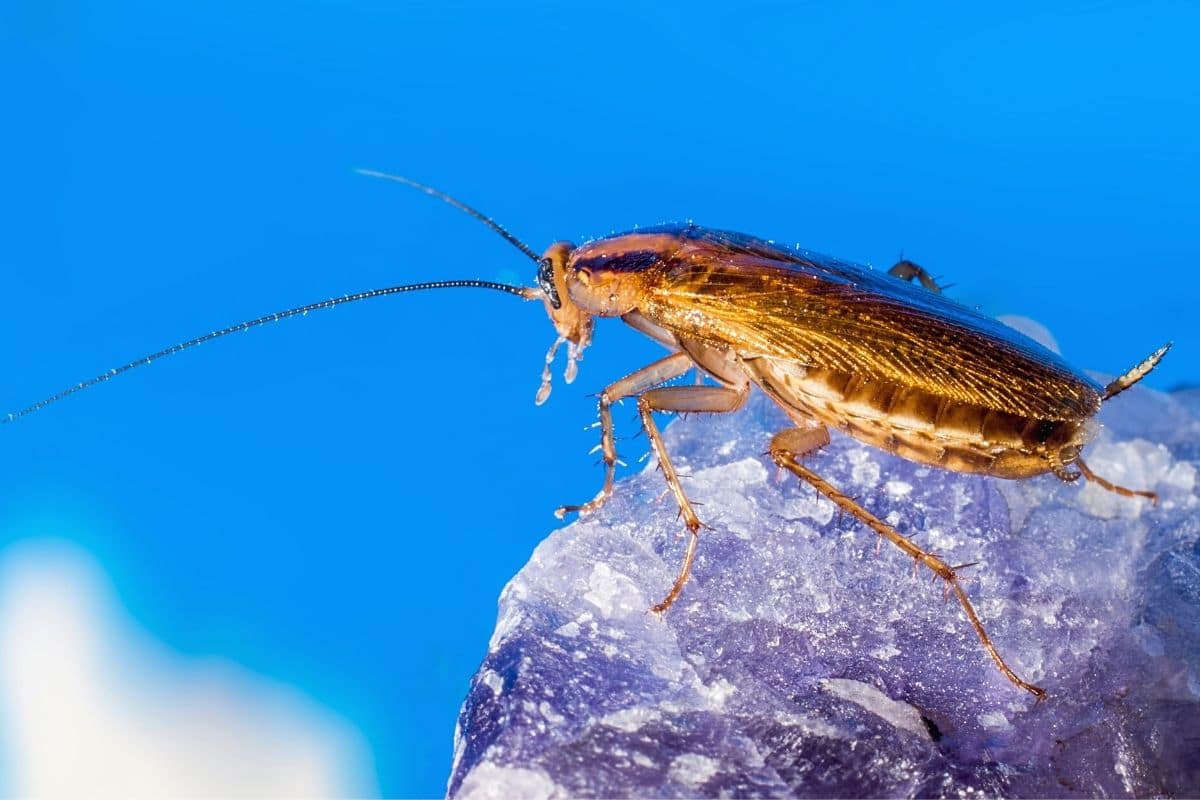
[448,383,1200,798]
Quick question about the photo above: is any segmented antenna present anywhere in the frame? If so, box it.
[356,170,542,263]
[3,280,533,425]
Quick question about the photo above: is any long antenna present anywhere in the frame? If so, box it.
[355,170,542,263]
[3,280,535,425]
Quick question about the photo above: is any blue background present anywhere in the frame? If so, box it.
[1,1,1196,795]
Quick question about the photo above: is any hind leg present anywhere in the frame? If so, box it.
[1076,458,1158,505]
[769,427,1045,698]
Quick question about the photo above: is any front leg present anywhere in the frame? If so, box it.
[556,352,694,520]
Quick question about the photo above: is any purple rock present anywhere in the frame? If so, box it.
[447,385,1199,798]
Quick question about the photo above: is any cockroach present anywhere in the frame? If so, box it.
[3,171,1170,698]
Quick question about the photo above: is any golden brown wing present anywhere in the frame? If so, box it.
[637,226,1102,421]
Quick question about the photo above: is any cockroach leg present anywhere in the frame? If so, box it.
[637,384,749,613]
[770,423,831,460]
[1076,457,1159,505]
[1052,463,1082,483]
[768,429,1046,698]
[888,259,943,293]
[555,352,694,520]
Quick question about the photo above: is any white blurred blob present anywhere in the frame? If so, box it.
[996,314,1062,354]
[0,541,376,798]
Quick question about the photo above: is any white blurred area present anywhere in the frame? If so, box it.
[0,540,377,798]
[996,314,1062,355]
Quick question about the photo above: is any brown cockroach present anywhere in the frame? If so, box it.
[3,171,1170,698]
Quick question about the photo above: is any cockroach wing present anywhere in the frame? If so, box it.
[639,226,1103,421]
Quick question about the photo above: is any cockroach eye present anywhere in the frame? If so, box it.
[537,257,561,309]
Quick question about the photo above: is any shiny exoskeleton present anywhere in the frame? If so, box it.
[532,224,1166,699]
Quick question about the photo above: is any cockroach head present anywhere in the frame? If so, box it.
[531,241,594,405]
[536,241,593,345]
[351,172,600,405]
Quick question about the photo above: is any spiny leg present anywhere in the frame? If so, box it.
[888,259,943,293]
[768,428,1046,698]
[1077,457,1159,505]
[638,384,749,613]
[556,352,694,520]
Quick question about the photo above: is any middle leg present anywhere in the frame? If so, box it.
[637,383,749,612]
[1077,457,1159,504]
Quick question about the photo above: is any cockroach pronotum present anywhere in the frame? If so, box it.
[4,171,1170,698]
